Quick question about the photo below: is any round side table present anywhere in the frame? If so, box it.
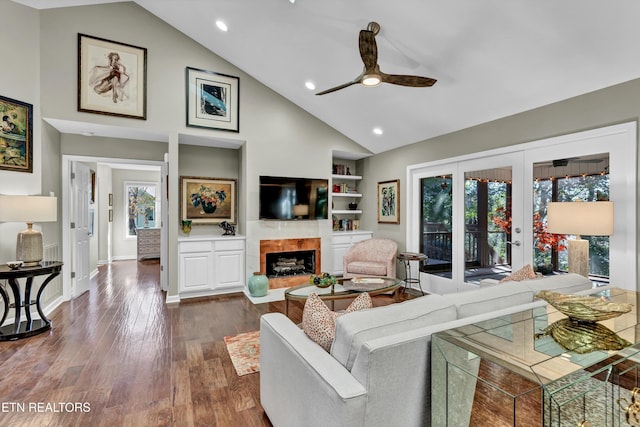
[397,252,427,295]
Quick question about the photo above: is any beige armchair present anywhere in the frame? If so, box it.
[343,238,398,279]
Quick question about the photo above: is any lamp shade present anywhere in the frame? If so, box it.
[546,201,613,236]
[0,195,57,223]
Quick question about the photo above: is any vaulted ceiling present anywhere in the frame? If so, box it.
[16,0,640,154]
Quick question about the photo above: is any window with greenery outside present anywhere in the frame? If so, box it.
[126,184,157,237]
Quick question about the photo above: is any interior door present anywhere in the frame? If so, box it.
[72,162,91,297]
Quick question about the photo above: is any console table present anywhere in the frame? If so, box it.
[432,288,640,426]
[0,261,63,341]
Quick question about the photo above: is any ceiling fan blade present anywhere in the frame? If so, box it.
[316,78,359,95]
[359,29,378,70]
[381,72,437,87]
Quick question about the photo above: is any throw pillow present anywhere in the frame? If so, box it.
[499,264,537,283]
[302,292,372,351]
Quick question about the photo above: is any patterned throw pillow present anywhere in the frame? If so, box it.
[499,264,538,283]
[302,292,372,351]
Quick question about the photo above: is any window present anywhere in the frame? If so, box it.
[532,158,610,277]
[420,175,453,276]
[125,182,159,237]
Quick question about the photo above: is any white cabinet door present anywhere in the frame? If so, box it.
[179,240,215,293]
[179,252,214,292]
[332,244,349,275]
[214,250,244,289]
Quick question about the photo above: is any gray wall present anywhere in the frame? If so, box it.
[6,0,638,300]
[0,2,63,308]
[358,77,640,279]
[36,2,367,297]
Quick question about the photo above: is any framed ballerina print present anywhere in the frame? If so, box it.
[78,33,147,120]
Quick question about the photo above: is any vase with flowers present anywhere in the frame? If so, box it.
[191,185,227,215]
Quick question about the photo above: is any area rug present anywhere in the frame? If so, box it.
[224,330,260,376]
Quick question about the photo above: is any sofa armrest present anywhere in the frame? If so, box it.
[260,313,367,427]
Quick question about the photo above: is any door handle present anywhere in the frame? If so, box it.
[506,240,521,247]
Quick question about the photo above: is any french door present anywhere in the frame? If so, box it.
[407,121,636,294]
[410,152,525,294]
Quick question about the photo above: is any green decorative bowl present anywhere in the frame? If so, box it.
[309,273,336,288]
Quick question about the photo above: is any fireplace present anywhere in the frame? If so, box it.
[260,238,321,289]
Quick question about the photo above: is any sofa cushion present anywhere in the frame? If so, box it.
[445,283,535,319]
[345,261,387,276]
[302,292,372,351]
[331,294,457,370]
[523,272,592,294]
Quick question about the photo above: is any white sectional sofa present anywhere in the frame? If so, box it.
[259,273,604,427]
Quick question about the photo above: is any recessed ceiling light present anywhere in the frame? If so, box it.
[216,20,228,32]
[80,131,94,137]
[373,127,383,135]
[305,81,316,90]
[289,0,295,3]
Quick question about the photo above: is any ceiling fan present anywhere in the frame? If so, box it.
[316,21,437,95]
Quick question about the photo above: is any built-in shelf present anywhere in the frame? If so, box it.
[332,210,363,214]
[332,174,362,181]
[332,192,362,198]
[332,160,363,233]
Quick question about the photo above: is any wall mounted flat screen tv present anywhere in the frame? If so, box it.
[259,176,329,220]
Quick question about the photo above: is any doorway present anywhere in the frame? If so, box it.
[61,155,168,300]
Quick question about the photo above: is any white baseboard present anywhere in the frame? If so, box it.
[111,255,137,261]
[90,268,99,279]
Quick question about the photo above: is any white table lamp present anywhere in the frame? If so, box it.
[546,201,613,277]
[0,195,58,266]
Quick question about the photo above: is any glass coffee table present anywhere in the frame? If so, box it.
[284,276,403,316]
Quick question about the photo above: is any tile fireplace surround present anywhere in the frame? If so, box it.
[260,238,321,289]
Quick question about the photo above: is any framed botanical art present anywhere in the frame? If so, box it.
[180,176,237,225]
[78,33,147,120]
[0,95,32,173]
[377,179,400,224]
[186,67,240,132]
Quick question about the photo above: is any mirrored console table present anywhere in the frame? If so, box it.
[432,288,640,426]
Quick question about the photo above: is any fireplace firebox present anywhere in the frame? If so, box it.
[266,250,315,278]
[260,238,321,289]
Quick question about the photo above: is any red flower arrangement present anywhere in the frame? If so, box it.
[532,212,567,253]
[492,207,567,253]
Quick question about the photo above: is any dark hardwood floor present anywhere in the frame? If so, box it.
[0,260,407,427]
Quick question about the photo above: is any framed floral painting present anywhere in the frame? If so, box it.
[78,33,147,119]
[180,176,237,225]
[377,179,400,224]
[0,94,32,173]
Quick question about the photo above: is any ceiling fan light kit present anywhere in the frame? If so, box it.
[362,73,381,86]
[316,21,436,95]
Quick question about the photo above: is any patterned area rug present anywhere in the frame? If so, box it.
[224,331,260,376]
